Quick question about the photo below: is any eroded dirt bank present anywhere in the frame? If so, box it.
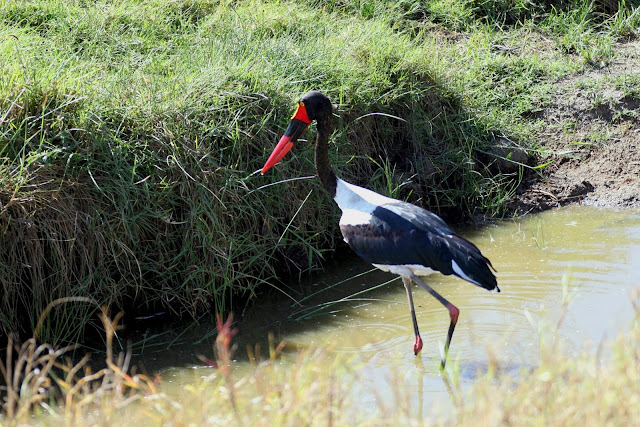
[508,41,640,214]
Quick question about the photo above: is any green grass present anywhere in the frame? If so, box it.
[1,0,640,342]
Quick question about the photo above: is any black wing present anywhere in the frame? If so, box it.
[340,201,498,292]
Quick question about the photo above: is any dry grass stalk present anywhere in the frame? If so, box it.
[1,309,158,423]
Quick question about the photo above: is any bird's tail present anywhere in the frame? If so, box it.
[448,235,499,292]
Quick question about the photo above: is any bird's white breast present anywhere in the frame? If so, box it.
[334,179,394,215]
[334,179,391,243]
[334,178,393,234]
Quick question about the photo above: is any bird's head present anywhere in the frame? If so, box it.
[261,91,333,174]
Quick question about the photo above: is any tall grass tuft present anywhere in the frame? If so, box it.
[0,0,516,342]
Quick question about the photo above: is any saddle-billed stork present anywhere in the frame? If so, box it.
[261,91,499,368]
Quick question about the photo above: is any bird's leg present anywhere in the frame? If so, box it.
[402,277,423,355]
[410,274,460,369]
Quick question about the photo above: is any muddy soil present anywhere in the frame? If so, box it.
[508,42,640,215]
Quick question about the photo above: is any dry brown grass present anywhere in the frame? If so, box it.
[2,291,640,425]
[0,308,157,425]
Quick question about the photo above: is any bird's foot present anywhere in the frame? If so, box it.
[414,335,423,356]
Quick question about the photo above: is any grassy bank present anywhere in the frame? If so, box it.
[1,0,640,343]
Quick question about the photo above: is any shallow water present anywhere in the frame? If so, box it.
[149,205,640,414]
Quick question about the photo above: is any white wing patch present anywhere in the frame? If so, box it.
[451,259,482,287]
[339,208,373,227]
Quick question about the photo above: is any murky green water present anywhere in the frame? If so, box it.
[149,205,640,413]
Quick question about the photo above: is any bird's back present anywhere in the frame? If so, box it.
[334,179,498,292]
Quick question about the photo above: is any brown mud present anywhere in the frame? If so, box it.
[507,41,640,215]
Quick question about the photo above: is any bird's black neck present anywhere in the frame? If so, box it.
[315,115,338,198]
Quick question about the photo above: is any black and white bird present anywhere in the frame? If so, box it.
[261,91,499,368]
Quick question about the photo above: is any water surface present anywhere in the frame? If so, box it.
[150,205,640,413]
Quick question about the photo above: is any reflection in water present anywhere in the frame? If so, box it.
[149,206,640,414]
